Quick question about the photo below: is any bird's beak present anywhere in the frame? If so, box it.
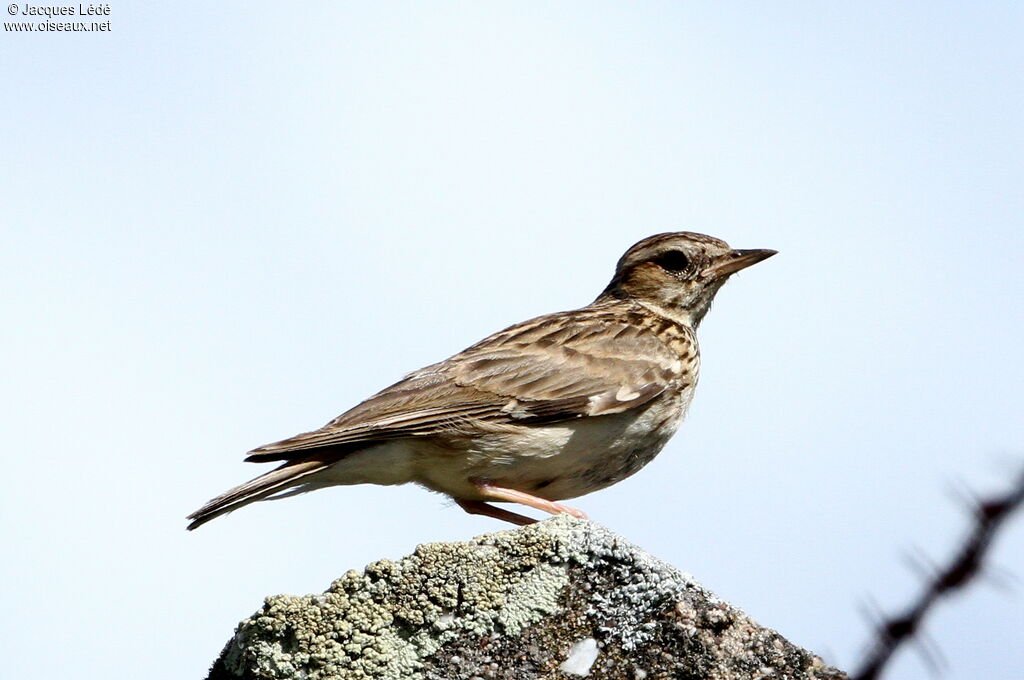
[703,249,778,279]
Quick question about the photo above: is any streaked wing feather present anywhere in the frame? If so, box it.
[245,306,689,461]
[245,374,497,458]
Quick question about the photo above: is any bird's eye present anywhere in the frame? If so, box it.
[653,250,690,272]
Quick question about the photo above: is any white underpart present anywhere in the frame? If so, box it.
[417,391,686,500]
[559,638,599,675]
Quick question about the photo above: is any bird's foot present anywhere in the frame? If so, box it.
[454,499,538,526]
[464,479,589,524]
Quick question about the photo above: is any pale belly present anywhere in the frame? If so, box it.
[410,391,690,501]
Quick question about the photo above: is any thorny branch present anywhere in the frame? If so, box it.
[853,467,1024,680]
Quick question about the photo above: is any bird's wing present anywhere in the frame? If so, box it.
[244,306,692,461]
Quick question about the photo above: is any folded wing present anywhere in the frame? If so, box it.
[245,307,690,463]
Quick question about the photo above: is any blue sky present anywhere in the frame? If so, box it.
[2,3,1022,678]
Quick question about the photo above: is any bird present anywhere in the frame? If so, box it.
[187,232,776,530]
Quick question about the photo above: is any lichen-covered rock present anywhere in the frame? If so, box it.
[207,517,846,680]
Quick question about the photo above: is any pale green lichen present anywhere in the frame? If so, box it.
[495,561,567,635]
[214,517,582,680]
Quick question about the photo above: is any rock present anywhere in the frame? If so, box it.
[207,516,846,680]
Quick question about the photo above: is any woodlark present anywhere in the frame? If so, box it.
[187,232,775,529]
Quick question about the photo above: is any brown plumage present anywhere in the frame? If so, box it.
[187,232,775,530]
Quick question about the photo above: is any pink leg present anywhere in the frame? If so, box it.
[470,479,588,520]
[455,499,538,526]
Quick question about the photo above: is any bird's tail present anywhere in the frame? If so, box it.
[186,459,329,530]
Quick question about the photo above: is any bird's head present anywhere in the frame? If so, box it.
[599,232,777,327]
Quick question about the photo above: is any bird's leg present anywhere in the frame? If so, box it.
[455,499,537,526]
[469,479,589,520]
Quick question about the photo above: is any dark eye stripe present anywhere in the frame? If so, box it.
[652,250,690,272]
